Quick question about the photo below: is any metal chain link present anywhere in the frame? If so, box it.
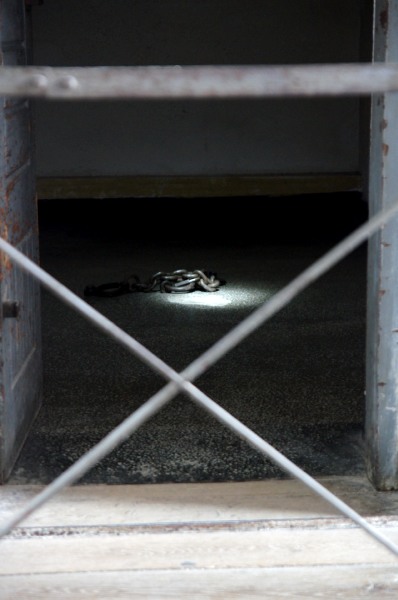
[84,269,226,297]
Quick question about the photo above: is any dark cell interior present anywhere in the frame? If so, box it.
[9,192,369,485]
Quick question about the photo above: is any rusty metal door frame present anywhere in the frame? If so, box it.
[1,0,398,559]
[365,0,398,491]
[0,0,42,483]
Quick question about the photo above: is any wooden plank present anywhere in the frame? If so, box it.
[35,173,362,200]
[1,526,398,575]
[1,477,398,597]
[1,565,398,599]
[2,476,398,529]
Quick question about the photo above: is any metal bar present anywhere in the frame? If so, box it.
[2,203,398,558]
[366,0,398,490]
[1,64,398,99]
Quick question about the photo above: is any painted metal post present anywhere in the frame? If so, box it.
[366,0,398,489]
[0,0,42,482]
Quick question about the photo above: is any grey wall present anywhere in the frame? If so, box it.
[31,0,362,177]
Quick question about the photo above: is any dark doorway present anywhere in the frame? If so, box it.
[9,192,369,485]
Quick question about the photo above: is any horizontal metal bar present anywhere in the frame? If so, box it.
[2,202,398,559]
[0,64,398,99]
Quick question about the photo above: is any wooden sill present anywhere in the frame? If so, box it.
[1,475,398,597]
[36,173,362,200]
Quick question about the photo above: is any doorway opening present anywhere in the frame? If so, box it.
[7,191,369,485]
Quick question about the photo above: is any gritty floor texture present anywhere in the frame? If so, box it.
[9,193,369,485]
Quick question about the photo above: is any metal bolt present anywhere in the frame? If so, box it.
[27,74,48,90]
[55,76,80,91]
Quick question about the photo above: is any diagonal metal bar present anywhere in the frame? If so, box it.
[1,202,398,557]
[1,64,398,99]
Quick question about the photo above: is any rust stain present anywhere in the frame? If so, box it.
[382,143,389,156]
[0,253,12,282]
[380,118,388,131]
[378,382,386,387]
[6,178,17,197]
[12,222,22,236]
[0,205,11,281]
[0,207,7,228]
[380,8,388,33]
[382,242,391,247]
[15,324,24,343]
[379,289,386,297]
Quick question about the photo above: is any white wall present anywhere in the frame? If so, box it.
[31,0,362,177]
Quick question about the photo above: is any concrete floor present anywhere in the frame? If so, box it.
[9,193,369,484]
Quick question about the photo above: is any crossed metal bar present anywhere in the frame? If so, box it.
[1,201,398,558]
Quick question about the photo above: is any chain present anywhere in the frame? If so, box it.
[84,269,226,298]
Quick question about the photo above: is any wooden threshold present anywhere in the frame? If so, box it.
[1,475,398,598]
[36,173,362,200]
